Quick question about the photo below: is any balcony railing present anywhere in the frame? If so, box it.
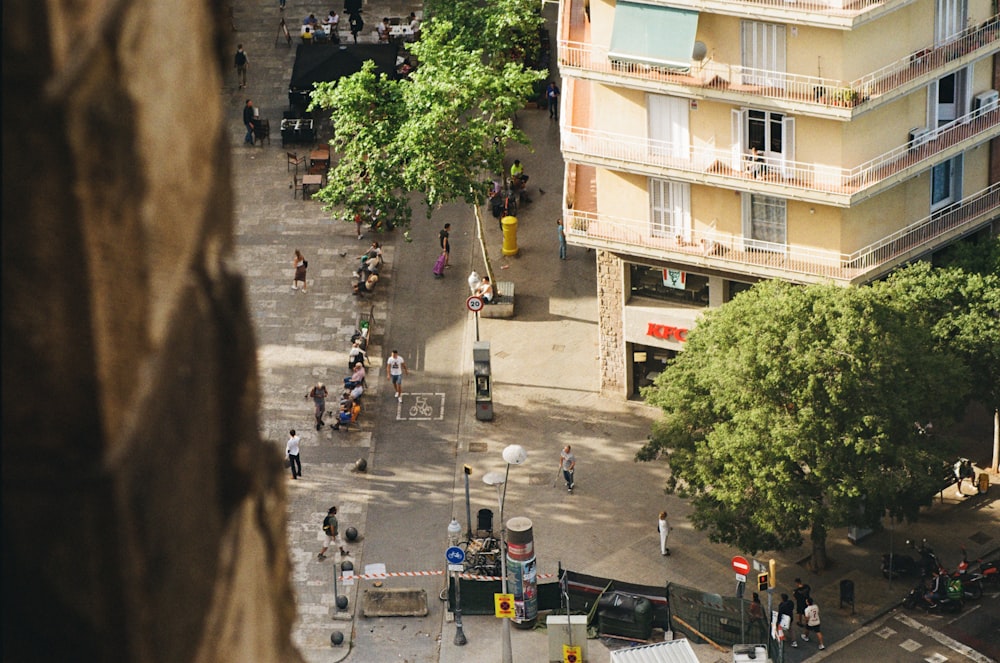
[660,0,891,18]
[558,17,999,113]
[561,104,1000,199]
[563,182,1000,283]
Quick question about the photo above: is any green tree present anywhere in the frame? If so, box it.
[310,3,545,281]
[874,238,1000,469]
[312,61,409,227]
[637,281,969,569]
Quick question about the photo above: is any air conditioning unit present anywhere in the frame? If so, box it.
[908,127,931,148]
[974,89,999,112]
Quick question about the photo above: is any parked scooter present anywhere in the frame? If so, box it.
[950,547,987,599]
[957,546,1000,586]
[882,539,943,579]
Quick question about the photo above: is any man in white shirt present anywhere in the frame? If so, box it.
[386,350,409,402]
[286,429,301,479]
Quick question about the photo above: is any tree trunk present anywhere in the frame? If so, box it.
[472,202,495,286]
[991,407,998,473]
[810,523,830,571]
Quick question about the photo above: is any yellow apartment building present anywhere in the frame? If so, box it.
[557,0,1000,396]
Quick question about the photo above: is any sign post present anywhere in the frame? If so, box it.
[446,546,467,645]
[467,296,484,341]
[732,555,750,600]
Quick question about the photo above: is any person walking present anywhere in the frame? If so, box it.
[657,510,671,556]
[778,593,797,647]
[559,445,576,492]
[386,349,408,402]
[439,223,451,268]
[546,81,561,120]
[318,506,349,559]
[292,249,308,292]
[307,382,328,430]
[234,44,249,89]
[557,219,567,260]
[348,11,363,44]
[793,577,811,627]
[242,99,256,145]
[286,429,301,479]
[801,597,825,650]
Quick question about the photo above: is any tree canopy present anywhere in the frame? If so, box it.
[637,279,972,567]
[309,0,545,229]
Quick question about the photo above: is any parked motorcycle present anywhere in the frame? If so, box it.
[957,546,1000,586]
[882,539,943,579]
[950,547,988,599]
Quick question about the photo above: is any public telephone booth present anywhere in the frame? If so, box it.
[473,340,492,421]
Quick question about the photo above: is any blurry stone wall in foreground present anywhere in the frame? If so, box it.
[2,1,302,661]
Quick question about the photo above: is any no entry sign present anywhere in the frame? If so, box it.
[732,556,750,575]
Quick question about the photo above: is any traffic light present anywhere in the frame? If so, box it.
[757,573,769,592]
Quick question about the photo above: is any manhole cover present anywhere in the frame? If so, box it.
[969,531,993,545]
[469,442,488,452]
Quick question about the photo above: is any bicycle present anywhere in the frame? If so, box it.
[461,536,502,577]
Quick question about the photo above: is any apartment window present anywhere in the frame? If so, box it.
[931,155,963,210]
[650,179,691,240]
[732,109,795,175]
[743,194,786,250]
[741,21,786,87]
[935,0,967,42]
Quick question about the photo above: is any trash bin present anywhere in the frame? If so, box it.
[978,471,990,494]
[839,579,855,614]
[597,592,653,641]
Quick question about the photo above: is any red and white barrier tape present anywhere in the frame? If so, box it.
[340,569,557,582]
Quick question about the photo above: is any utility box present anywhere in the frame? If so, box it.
[473,341,493,421]
[547,615,587,662]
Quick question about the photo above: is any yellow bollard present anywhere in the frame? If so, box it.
[501,215,518,256]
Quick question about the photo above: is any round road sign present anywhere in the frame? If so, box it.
[467,296,484,312]
[446,546,466,564]
[731,556,750,574]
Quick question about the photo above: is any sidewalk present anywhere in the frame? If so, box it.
[226,2,1000,662]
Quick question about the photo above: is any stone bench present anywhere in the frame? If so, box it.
[480,281,514,318]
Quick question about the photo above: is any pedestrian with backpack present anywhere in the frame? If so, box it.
[234,44,249,88]
[318,506,349,560]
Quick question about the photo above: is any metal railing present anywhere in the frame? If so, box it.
[639,0,906,20]
[563,182,1000,282]
[558,17,999,111]
[560,105,1000,197]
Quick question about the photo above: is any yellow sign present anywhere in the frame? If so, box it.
[562,644,582,663]
[494,593,515,618]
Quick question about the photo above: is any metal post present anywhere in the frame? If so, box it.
[475,310,480,342]
[448,518,466,646]
[497,487,512,663]
[464,466,473,541]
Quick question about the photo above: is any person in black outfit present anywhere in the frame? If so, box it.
[793,578,811,627]
[348,11,364,44]
[242,99,255,145]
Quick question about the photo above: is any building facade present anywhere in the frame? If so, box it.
[557,0,1000,396]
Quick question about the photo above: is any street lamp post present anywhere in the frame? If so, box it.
[483,444,528,663]
[448,518,467,646]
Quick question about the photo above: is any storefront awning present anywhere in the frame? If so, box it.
[608,2,699,70]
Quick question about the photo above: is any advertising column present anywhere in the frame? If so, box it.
[506,517,537,628]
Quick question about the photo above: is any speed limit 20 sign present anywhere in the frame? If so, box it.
[467,295,484,312]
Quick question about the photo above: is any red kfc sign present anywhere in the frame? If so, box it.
[646,322,689,342]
